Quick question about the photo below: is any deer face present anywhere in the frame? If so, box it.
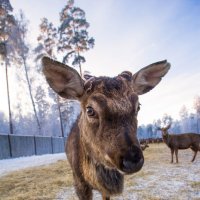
[42,57,170,174]
[80,75,143,174]
[158,124,171,141]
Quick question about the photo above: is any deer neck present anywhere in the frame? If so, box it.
[79,137,124,195]
[163,132,170,145]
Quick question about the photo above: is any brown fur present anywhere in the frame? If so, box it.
[66,77,140,199]
[158,124,200,163]
[42,57,170,200]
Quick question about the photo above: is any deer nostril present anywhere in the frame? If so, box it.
[121,146,144,174]
[122,159,135,170]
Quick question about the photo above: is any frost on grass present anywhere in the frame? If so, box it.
[1,144,200,200]
[56,144,200,200]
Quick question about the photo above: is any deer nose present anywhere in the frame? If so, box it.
[121,145,144,174]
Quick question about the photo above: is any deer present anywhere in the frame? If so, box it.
[42,57,170,200]
[140,143,149,151]
[158,124,200,163]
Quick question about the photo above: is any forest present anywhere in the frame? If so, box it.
[0,0,200,139]
[0,0,93,137]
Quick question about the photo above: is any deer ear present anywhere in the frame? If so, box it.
[42,57,84,99]
[132,60,170,95]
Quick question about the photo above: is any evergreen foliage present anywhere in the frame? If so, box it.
[35,18,57,61]
[0,0,16,135]
[58,0,94,76]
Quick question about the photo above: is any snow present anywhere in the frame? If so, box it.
[1,144,200,199]
[56,144,200,200]
[0,153,66,177]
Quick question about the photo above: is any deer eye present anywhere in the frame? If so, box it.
[135,103,141,114]
[86,106,95,117]
[137,103,141,112]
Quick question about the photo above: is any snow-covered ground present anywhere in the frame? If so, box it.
[0,153,66,177]
[1,144,200,200]
[56,144,200,200]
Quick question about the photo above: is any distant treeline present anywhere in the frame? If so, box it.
[0,101,80,137]
[138,106,200,139]
[1,100,200,139]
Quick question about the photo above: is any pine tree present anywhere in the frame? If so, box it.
[179,105,189,132]
[193,95,200,132]
[14,10,41,134]
[36,18,64,136]
[35,17,57,60]
[0,0,12,11]
[35,85,51,133]
[58,0,94,76]
[0,0,16,135]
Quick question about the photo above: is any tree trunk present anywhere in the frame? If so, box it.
[72,23,82,77]
[75,49,82,77]
[78,55,82,78]
[197,116,200,133]
[22,57,41,134]
[5,57,13,134]
[47,53,64,137]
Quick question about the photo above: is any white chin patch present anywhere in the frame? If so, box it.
[117,169,125,175]
[104,154,124,174]
[104,154,114,164]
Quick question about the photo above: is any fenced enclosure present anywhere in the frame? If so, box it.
[0,134,66,159]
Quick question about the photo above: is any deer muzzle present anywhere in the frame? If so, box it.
[120,145,144,174]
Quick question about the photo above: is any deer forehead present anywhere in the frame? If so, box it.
[82,76,140,116]
[84,91,139,115]
[107,96,134,113]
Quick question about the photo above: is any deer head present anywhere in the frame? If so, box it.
[42,57,170,174]
[157,124,171,138]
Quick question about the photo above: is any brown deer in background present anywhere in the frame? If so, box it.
[42,57,170,200]
[140,143,149,151]
[158,124,200,163]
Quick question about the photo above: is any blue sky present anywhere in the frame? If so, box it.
[3,0,200,124]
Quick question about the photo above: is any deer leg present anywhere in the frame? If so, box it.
[74,177,92,200]
[102,195,110,200]
[191,150,197,162]
[170,149,174,163]
[175,149,178,163]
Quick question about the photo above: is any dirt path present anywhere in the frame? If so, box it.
[56,144,200,200]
